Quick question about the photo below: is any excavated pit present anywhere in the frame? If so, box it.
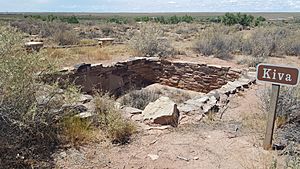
[47,57,242,96]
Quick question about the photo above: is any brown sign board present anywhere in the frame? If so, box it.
[257,63,299,86]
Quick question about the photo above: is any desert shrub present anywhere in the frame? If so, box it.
[244,28,277,57]
[62,116,95,146]
[254,16,267,26]
[260,86,300,126]
[60,15,79,24]
[130,23,176,57]
[221,13,254,26]
[194,25,300,60]
[221,13,265,27]
[120,89,160,110]
[283,35,300,56]
[94,94,136,144]
[106,16,128,24]
[135,16,150,22]
[194,27,233,60]
[53,29,79,45]
[10,19,77,42]
[0,26,83,168]
[10,20,41,35]
[101,26,114,36]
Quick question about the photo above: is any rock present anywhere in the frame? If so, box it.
[193,156,199,160]
[121,107,143,115]
[75,111,93,119]
[178,104,200,114]
[177,156,190,161]
[74,63,91,73]
[131,114,143,122]
[146,125,172,130]
[143,97,180,127]
[147,154,159,160]
[83,101,96,113]
[79,94,93,104]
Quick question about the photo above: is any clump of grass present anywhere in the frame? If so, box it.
[120,89,160,110]
[79,39,98,45]
[94,93,136,144]
[73,47,111,60]
[61,116,95,146]
[241,109,267,134]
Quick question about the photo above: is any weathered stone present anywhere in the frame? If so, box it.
[75,111,93,118]
[148,154,159,160]
[143,97,180,127]
[131,114,143,122]
[79,94,93,104]
[46,58,243,95]
[122,107,143,115]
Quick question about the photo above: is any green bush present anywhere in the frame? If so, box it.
[58,15,79,24]
[106,16,128,24]
[134,15,194,24]
[0,26,79,168]
[221,13,265,27]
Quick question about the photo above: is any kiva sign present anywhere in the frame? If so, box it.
[257,64,299,86]
[256,63,299,150]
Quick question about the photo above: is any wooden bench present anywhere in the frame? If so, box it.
[94,38,115,46]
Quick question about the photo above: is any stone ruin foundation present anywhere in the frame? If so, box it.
[48,57,241,95]
[45,57,256,126]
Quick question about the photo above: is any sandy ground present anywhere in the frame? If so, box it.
[54,84,287,169]
[52,42,300,169]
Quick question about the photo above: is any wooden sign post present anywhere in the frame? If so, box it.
[256,64,299,150]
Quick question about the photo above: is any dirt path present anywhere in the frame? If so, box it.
[54,84,285,169]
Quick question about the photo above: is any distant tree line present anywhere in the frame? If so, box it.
[210,13,266,27]
[134,15,194,24]
[24,14,79,24]
[24,13,266,26]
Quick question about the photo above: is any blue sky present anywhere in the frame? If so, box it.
[1,0,300,12]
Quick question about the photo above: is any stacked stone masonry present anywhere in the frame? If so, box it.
[50,57,242,95]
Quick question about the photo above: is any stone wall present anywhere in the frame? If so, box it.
[49,57,241,95]
[158,60,240,93]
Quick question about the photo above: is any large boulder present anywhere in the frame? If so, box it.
[142,97,180,127]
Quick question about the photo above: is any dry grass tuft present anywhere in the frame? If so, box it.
[45,44,133,67]
[62,116,96,146]
[94,93,137,144]
[79,39,98,45]
[241,109,267,134]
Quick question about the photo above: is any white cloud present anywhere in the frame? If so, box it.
[168,1,177,4]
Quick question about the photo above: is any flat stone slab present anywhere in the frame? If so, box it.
[143,96,180,127]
